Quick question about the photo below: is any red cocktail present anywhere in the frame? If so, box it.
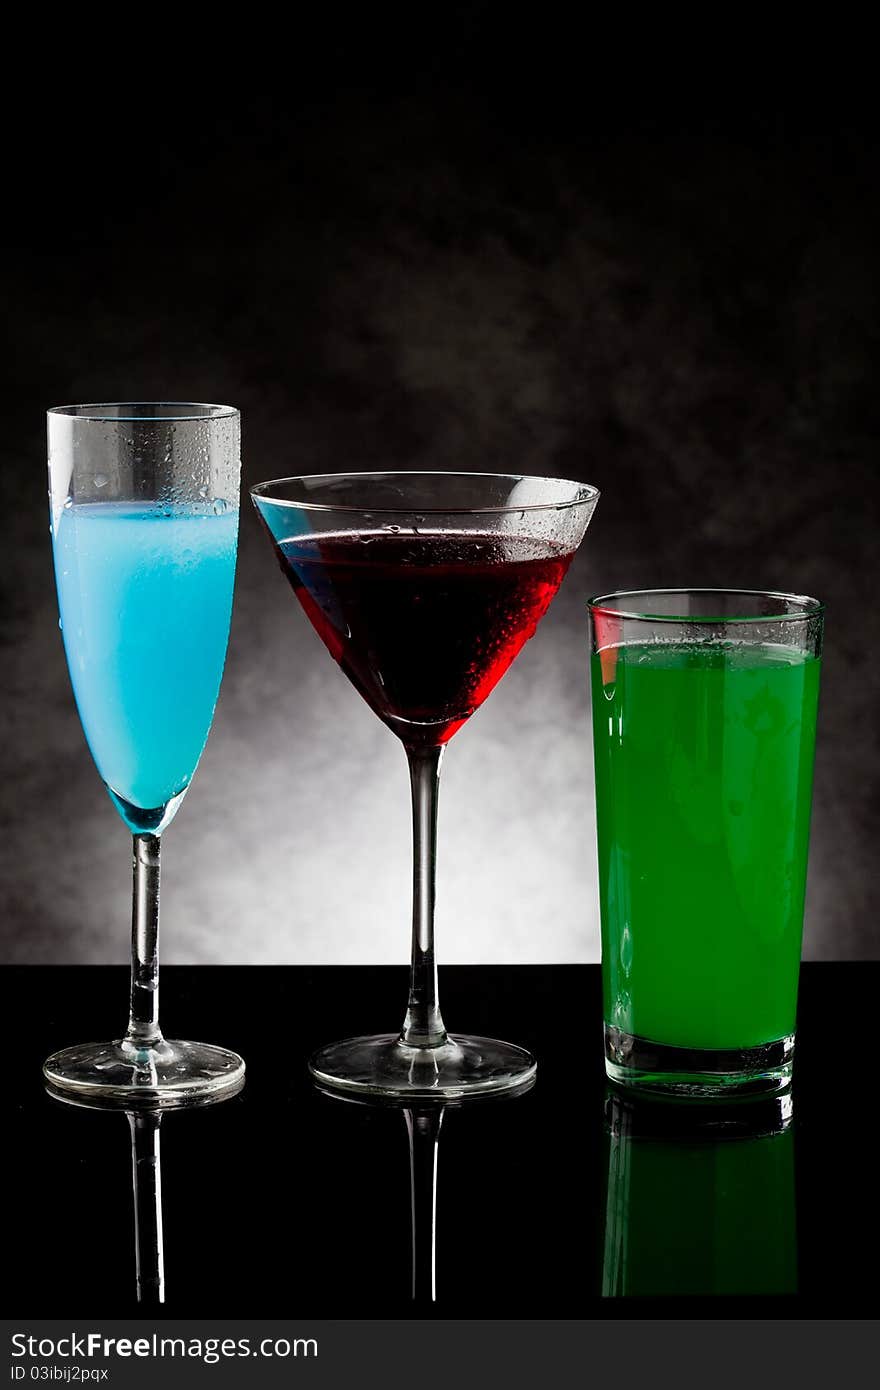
[272,530,575,746]
[252,471,599,1099]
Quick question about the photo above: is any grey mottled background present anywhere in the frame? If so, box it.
[1,36,878,962]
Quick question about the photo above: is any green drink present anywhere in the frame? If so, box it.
[589,590,823,1097]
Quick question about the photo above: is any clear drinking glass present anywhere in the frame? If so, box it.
[44,403,245,1103]
[252,471,599,1099]
[590,589,823,1098]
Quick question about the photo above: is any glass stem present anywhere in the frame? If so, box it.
[400,745,448,1048]
[125,833,164,1052]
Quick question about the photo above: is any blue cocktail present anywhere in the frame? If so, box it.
[53,502,237,832]
[44,403,244,1105]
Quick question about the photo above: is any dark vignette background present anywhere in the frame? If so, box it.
[2,22,878,964]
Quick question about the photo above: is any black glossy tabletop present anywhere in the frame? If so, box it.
[3,964,874,1318]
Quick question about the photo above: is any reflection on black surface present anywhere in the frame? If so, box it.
[405,1109,443,1304]
[316,1081,533,1307]
[602,1090,797,1297]
[45,1083,243,1308]
[127,1112,164,1304]
[7,965,877,1315]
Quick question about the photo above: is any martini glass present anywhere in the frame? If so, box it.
[44,403,245,1103]
[252,471,599,1098]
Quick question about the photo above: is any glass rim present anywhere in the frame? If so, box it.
[47,401,239,422]
[250,470,599,517]
[588,587,825,623]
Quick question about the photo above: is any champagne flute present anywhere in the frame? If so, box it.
[44,403,245,1103]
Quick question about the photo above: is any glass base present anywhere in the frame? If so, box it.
[309,1032,537,1101]
[604,1025,794,1100]
[42,1039,245,1108]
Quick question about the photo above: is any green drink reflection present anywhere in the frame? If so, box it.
[602,1092,796,1297]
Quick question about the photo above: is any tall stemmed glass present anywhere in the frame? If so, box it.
[44,403,244,1103]
[252,472,598,1098]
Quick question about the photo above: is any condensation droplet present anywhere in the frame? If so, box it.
[63,497,73,509]
[212,497,229,515]
[199,484,210,498]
